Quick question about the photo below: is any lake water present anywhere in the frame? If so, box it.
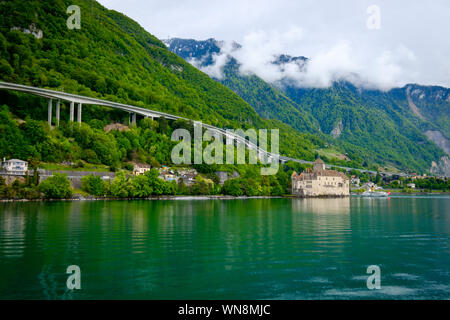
[0,195,449,299]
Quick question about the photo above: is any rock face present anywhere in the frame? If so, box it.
[425,130,450,155]
[330,119,343,138]
[104,123,129,133]
[215,171,228,185]
[215,171,240,185]
[406,86,426,120]
[430,156,450,177]
[424,130,450,176]
[11,23,43,39]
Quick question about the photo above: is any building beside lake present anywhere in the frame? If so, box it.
[176,168,198,186]
[133,163,151,175]
[291,158,350,197]
[1,158,28,175]
[350,175,360,186]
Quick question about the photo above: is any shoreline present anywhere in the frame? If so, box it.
[1,192,449,202]
[0,195,286,202]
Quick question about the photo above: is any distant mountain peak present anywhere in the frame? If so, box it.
[162,37,309,71]
[165,37,450,174]
[271,54,308,65]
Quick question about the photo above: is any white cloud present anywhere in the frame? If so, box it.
[187,41,235,80]
[98,0,450,89]
[194,31,418,90]
[281,40,418,90]
[233,26,304,82]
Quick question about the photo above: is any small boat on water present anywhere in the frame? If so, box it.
[360,188,390,197]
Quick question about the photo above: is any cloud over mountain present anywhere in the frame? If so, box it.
[187,28,418,90]
[100,0,450,90]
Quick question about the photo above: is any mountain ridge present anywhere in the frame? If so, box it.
[163,37,449,175]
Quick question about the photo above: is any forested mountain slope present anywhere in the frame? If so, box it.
[165,37,449,173]
[282,82,447,171]
[0,0,322,162]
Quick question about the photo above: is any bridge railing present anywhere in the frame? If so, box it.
[0,81,381,175]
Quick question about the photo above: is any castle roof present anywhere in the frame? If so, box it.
[292,168,348,181]
[316,169,347,178]
[314,158,324,164]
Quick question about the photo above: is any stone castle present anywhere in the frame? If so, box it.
[291,158,350,197]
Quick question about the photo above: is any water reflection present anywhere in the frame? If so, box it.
[291,197,351,235]
[0,206,26,258]
[0,196,449,299]
[292,197,351,215]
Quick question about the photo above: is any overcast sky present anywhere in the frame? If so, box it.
[98,0,450,89]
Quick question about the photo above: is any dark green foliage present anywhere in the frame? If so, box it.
[0,178,41,199]
[0,0,321,162]
[0,106,32,160]
[220,59,319,133]
[220,164,289,197]
[191,179,213,195]
[39,172,73,198]
[0,105,178,169]
[166,39,450,173]
[108,169,176,198]
[223,179,243,196]
[0,108,340,200]
[81,174,106,196]
[279,82,447,173]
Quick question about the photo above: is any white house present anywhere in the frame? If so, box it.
[133,163,151,175]
[1,158,28,175]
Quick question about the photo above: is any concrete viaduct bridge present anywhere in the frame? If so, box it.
[0,81,380,175]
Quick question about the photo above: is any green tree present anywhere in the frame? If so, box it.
[39,173,73,199]
[81,175,106,196]
[223,179,243,196]
[145,169,165,195]
[131,174,153,197]
[243,178,260,196]
[109,171,131,198]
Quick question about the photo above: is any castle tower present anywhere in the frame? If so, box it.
[313,158,325,171]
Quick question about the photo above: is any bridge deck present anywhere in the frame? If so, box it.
[0,81,384,175]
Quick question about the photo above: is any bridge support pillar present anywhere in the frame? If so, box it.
[77,103,82,124]
[258,151,266,163]
[56,99,60,127]
[69,101,74,122]
[132,113,136,125]
[48,99,52,126]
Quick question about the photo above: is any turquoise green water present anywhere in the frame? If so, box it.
[0,196,449,299]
